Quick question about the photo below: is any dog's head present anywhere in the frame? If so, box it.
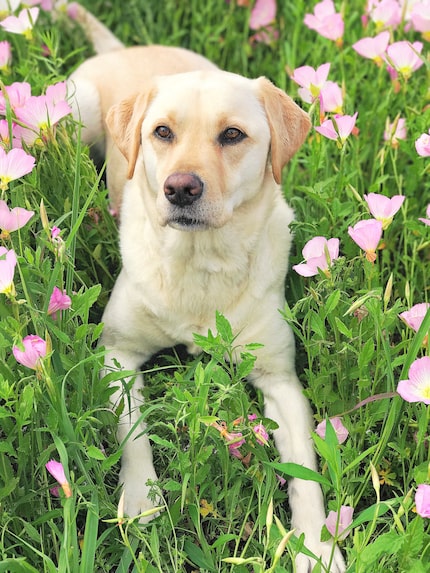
[106,70,310,230]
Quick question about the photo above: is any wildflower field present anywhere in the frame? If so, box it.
[0,0,429,571]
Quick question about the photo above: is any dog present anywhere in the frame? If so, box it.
[67,5,346,572]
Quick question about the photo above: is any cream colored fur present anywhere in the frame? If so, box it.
[67,5,345,572]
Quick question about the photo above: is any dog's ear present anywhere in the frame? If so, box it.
[106,89,154,179]
[257,77,311,184]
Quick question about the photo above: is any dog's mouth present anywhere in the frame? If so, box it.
[168,216,209,231]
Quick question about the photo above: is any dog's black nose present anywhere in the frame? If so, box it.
[164,173,203,207]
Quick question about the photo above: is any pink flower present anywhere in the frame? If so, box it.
[368,0,402,29]
[304,0,344,44]
[45,459,72,498]
[410,3,430,37]
[385,41,424,80]
[419,204,430,226]
[47,286,72,318]
[0,246,17,294]
[227,432,246,458]
[415,484,430,518]
[352,31,390,65]
[415,130,430,157]
[0,0,20,13]
[0,82,31,115]
[383,117,407,148]
[13,334,47,370]
[319,81,343,114]
[325,505,354,540]
[293,236,340,277]
[291,63,331,103]
[363,193,405,230]
[0,147,36,191]
[253,423,269,446]
[15,83,72,146]
[399,303,430,332]
[315,417,349,444]
[51,226,61,239]
[315,112,358,144]
[397,356,430,405]
[348,219,383,263]
[0,119,23,149]
[0,41,12,72]
[0,7,39,39]
[249,0,276,30]
[0,200,34,236]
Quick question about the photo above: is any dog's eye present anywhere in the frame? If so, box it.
[154,125,174,141]
[219,127,247,145]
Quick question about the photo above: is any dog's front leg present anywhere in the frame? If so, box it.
[251,369,346,573]
[103,347,159,520]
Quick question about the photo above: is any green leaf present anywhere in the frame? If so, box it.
[325,289,341,315]
[0,559,40,573]
[360,531,403,565]
[266,462,331,488]
[183,540,216,572]
[79,493,99,573]
[86,445,106,460]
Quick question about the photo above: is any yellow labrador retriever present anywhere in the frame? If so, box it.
[68,5,345,572]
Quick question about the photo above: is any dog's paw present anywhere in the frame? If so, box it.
[295,540,346,573]
[119,466,161,523]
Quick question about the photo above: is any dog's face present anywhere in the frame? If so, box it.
[106,70,310,230]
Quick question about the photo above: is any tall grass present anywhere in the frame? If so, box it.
[0,1,429,571]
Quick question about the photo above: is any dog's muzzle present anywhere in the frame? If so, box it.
[163,172,208,229]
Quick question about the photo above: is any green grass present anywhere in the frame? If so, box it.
[0,1,429,571]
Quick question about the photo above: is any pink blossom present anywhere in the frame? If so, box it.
[15,83,72,145]
[249,0,276,30]
[0,200,34,235]
[0,0,21,12]
[227,432,246,458]
[363,193,405,230]
[368,0,402,29]
[348,219,383,263]
[415,130,430,157]
[291,63,331,103]
[0,8,39,39]
[0,82,32,115]
[315,112,358,144]
[319,81,343,114]
[315,417,349,444]
[45,459,72,498]
[304,0,344,43]
[410,3,430,37]
[0,41,12,72]
[399,303,430,333]
[51,226,61,239]
[352,31,390,64]
[293,236,340,277]
[384,117,407,147]
[13,334,47,370]
[397,356,430,405]
[385,41,424,80]
[47,286,72,318]
[0,246,17,294]
[253,423,269,445]
[0,147,36,191]
[0,119,21,149]
[415,484,430,518]
[419,204,430,226]
[325,505,354,540]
